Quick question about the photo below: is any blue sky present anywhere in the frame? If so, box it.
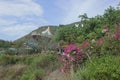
[0,0,119,41]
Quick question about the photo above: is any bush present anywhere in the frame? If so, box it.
[20,52,59,80]
[75,55,120,80]
[0,54,17,65]
[20,68,45,80]
[31,52,58,68]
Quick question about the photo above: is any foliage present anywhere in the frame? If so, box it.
[0,54,33,65]
[0,52,60,80]
[20,68,45,80]
[75,55,120,80]
[20,52,59,80]
[0,40,12,48]
[0,4,120,80]
[55,26,81,44]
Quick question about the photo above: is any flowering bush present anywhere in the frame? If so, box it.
[102,25,109,33]
[114,25,120,39]
[91,25,120,56]
[81,42,90,47]
[114,32,119,39]
[61,25,120,73]
[61,44,83,73]
[97,38,104,46]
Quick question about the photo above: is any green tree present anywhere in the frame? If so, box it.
[55,26,81,44]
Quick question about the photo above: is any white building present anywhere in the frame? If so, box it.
[41,27,52,36]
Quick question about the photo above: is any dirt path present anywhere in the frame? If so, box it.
[44,69,74,80]
[44,69,65,80]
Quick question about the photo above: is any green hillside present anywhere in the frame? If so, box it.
[14,26,58,50]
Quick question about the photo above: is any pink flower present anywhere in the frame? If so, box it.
[114,32,119,39]
[61,44,83,73]
[67,54,74,61]
[76,48,83,55]
[104,25,108,31]
[97,38,104,46]
[60,66,67,73]
[117,25,120,32]
[61,68,65,73]
[61,53,68,61]
[82,42,90,47]
[64,44,77,53]
[102,25,108,33]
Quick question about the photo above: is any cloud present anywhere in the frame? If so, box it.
[62,0,98,24]
[1,24,38,40]
[0,0,48,41]
[0,19,17,26]
[56,0,119,24]
[0,0,43,17]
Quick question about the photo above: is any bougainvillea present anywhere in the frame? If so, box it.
[81,42,90,47]
[102,25,109,33]
[60,25,120,73]
[114,32,119,39]
[114,25,120,40]
[97,38,104,46]
[104,25,108,31]
[61,44,83,73]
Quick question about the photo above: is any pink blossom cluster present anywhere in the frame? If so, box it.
[104,25,108,31]
[64,44,82,55]
[102,25,108,33]
[81,42,90,47]
[114,25,120,39]
[61,44,83,73]
[61,25,120,73]
[97,38,104,46]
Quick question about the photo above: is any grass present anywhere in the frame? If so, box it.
[0,52,60,80]
[75,54,120,80]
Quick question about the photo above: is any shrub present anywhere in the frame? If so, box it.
[20,68,45,80]
[31,52,58,69]
[75,55,120,80]
[0,54,16,65]
[20,52,59,80]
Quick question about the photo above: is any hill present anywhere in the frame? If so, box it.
[14,22,83,50]
[14,26,59,50]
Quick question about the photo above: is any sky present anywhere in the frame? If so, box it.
[0,0,119,41]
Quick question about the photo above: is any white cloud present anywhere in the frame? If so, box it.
[0,0,43,17]
[56,0,119,24]
[62,0,98,24]
[0,19,17,26]
[1,24,38,39]
[0,0,48,40]
[55,0,98,24]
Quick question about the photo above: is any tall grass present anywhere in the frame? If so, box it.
[0,52,60,80]
[75,54,120,80]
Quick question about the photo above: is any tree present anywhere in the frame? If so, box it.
[55,26,81,44]
[78,13,88,22]
[103,6,116,25]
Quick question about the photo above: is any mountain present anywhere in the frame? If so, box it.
[14,21,84,50]
[14,25,59,50]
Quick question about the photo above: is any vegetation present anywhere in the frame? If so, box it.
[0,39,12,48]
[0,4,120,80]
[0,52,60,80]
[55,5,120,80]
[75,55,120,80]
